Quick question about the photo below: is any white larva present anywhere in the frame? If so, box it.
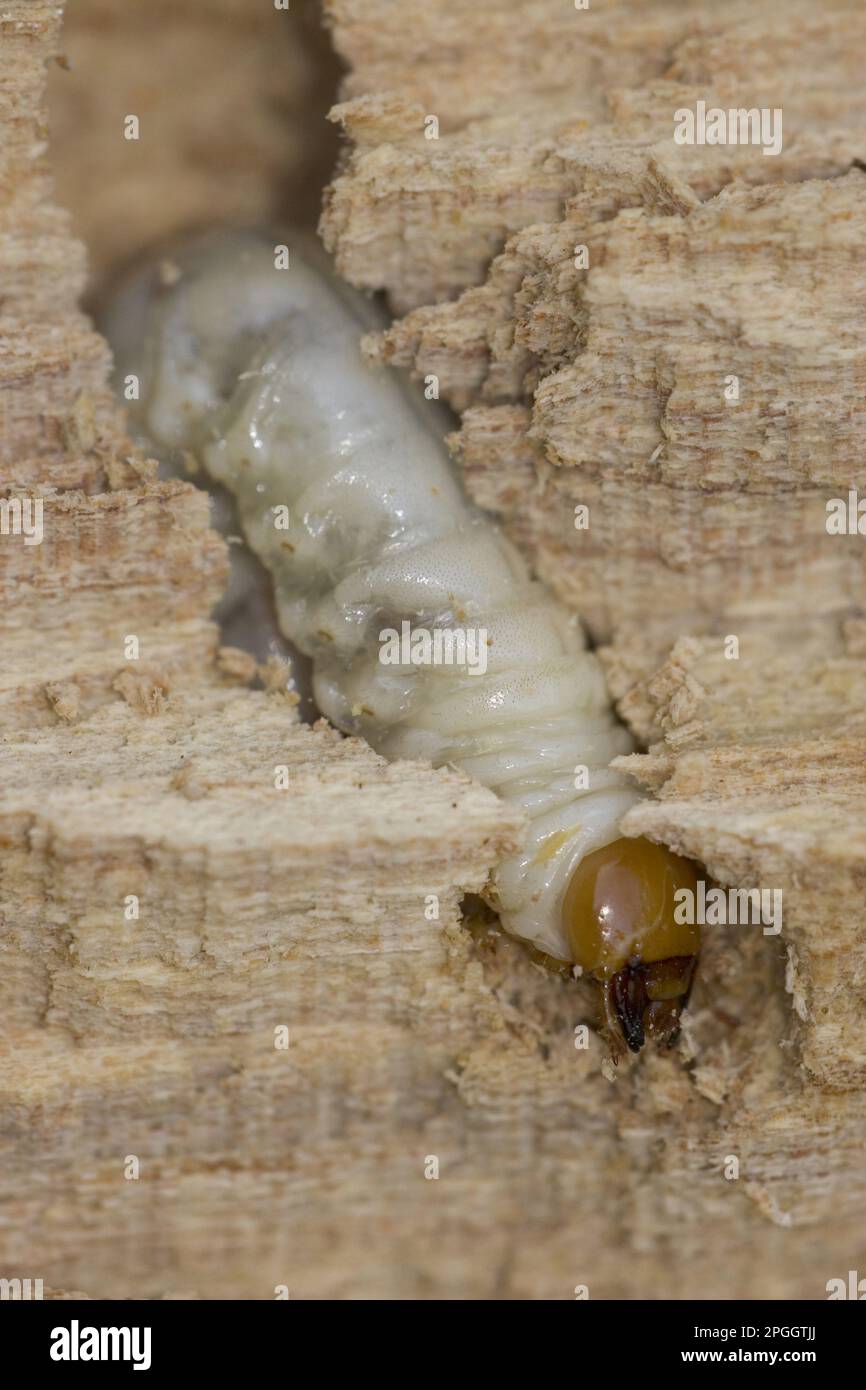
[104,231,700,1049]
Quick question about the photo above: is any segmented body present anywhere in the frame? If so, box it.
[105,231,641,962]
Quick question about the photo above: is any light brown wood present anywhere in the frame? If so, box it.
[2,0,866,1300]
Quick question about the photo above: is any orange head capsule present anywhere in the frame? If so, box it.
[561,837,701,1054]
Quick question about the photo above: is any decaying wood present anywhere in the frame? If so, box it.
[0,0,521,1299]
[327,2,866,1049]
[3,0,866,1300]
[323,0,866,309]
[317,0,866,1296]
[1,482,226,729]
[0,686,520,1037]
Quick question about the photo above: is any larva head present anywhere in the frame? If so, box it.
[561,837,701,1053]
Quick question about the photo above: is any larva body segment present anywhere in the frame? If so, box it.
[105,231,698,1044]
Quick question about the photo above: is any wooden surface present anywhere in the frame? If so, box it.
[328,0,866,1093]
[1,0,865,1298]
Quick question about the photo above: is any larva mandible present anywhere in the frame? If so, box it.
[104,230,700,1054]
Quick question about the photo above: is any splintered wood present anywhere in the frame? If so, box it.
[325,0,866,1092]
[2,0,866,1299]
